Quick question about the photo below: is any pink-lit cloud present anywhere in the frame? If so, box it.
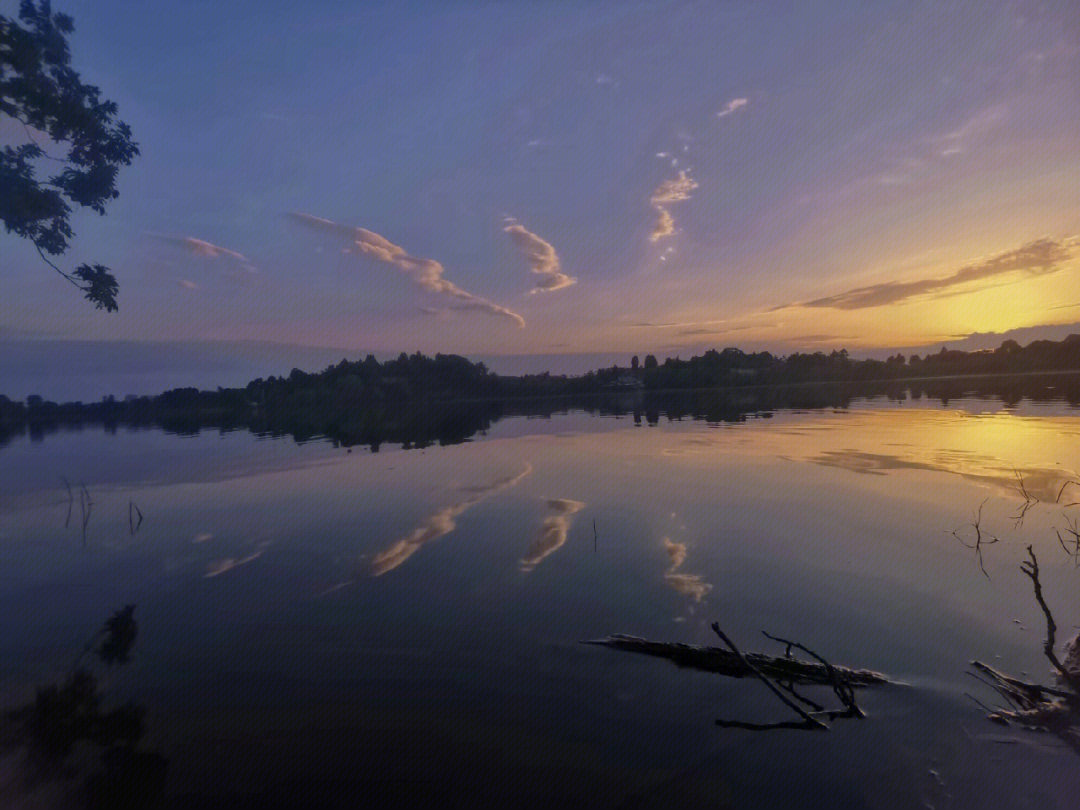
[290,213,525,327]
[649,170,698,243]
[503,219,577,293]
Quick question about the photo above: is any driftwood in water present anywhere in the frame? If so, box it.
[969,545,1080,753]
[583,633,889,687]
[586,626,889,731]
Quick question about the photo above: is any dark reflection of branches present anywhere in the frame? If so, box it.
[969,546,1080,756]
[951,498,999,579]
[79,482,92,546]
[1011,470,1039,528]
[1057,479,1080,508]
[128,500,143,536]
[1,605,167,808]
[61,476,73,529]
[1056,517,1080,567]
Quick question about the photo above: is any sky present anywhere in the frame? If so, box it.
[3,0,1080,371]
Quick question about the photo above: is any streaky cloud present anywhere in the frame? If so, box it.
[777,237,1076,311]
[503,219,577,293]
[290,212,525,328]
[627,317,730,329]
[151,234,256,272]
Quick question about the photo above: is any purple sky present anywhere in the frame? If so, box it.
[2,0,1079,382]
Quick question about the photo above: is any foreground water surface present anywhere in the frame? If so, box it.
[4,379,1080,808]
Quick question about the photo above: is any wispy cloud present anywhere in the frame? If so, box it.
[503,219,577,293]
[677,324,762,337]
[290,212,525,328]
[151,234,256,273]
[931,104,1006,158]
[878,105,1008,185]
[520,498,586,572]
[716,97,748,119]
[777,237,1076,311]
[370,466,532,577]
[628,317,730,329]
[649,170,698,243]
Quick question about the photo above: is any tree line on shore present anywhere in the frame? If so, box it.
[3,335,1080,451]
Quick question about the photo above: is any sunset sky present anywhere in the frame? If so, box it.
[3,0,1079,363]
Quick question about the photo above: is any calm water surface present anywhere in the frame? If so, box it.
[4,388,1080,808]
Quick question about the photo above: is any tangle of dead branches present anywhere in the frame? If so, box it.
[969,545,1080,755]
[707,623,868,732]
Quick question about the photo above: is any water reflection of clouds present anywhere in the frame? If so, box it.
[205,540,270,578]
[370,465,532,577]
[662,537,711,602]
[806,449,1075,503]
[654,410,1080,504]
[520,498,586,572]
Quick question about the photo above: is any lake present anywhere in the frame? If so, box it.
[3,376,1080,808]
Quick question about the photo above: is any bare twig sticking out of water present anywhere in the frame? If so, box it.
[710,623,829,731]
[593,519,598,552]
[1056,517,1080,567]
[1011,471,1039,528]
[60,476,73,529]
[952,498,999,579]
[761,631,864,722]
[129,500,144,535]
[79,483,92,546]
[1020,545,1080,693]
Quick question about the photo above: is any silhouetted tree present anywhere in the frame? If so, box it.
[1,1,139,311]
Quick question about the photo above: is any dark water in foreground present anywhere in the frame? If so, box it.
[4,379,1080,808]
